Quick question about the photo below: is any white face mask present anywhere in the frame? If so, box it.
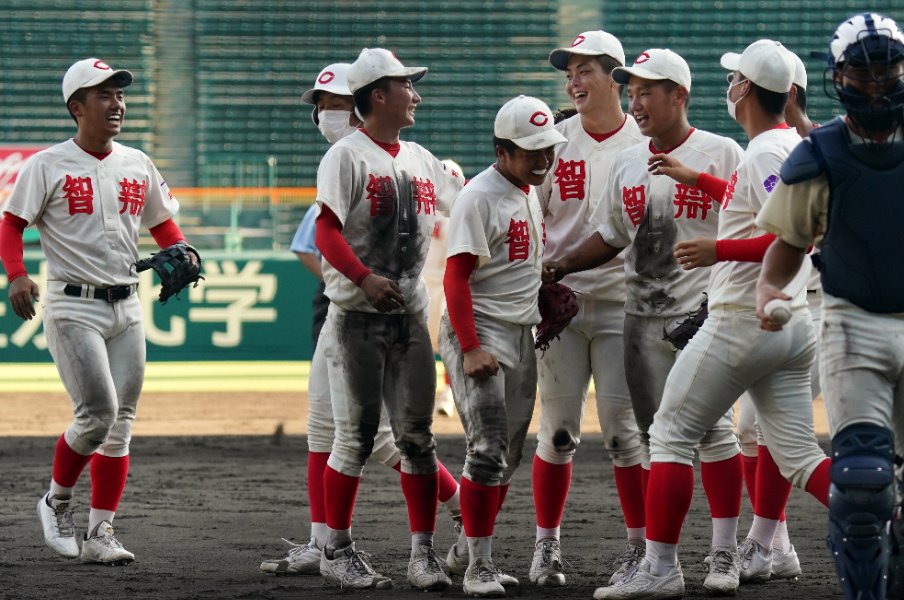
[725,79,748,121]
[317,110,358,144]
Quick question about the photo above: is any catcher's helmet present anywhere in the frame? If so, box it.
[826,13,904,135]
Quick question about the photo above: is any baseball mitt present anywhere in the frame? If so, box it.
[535,282,579,352]
[134,243,203,304]
[662,294,708,350]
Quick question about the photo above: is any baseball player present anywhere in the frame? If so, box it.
[0,58,196,564]
[756,13,904,600]
[593,40,832,600]
[313,48,465,591]
[259,63,462,577]
[528,30,645,588]
[439,94,565,597]
[542,48,745,593]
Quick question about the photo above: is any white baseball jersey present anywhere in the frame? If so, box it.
[594,129,743,317]
[709,126,804,310]
[4,139,178,287]
[316,129,465,315]
[445,166,544,325]
[538,114,644,302]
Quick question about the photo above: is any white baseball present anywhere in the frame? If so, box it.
[764,298,792,325]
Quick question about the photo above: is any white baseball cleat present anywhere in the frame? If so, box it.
[80,521,135,565]
[738,538,773,583]
[446,542,469,576]
[702,548,740,595]
[593,559,685,599]
[407,544,452,590]
[529,538,566,586]
[770,544,801,579]
[462,556,506,597]
[609,540,646,585]
[37,493,79,559]
[437,388,456,417]
[320,543,392,589]
[259,537,322,575]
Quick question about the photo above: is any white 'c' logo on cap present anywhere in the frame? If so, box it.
[94,60,112,71]
[572,35,586,47]
[635,52,651,64]
[529,111,549,127]
[318,71,335,84]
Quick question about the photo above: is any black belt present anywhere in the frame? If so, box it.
[64,284,134,303]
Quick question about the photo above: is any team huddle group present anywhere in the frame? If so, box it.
[4,9,903,600]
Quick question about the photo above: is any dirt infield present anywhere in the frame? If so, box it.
[1,433,841,600]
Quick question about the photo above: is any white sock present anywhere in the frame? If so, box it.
[747,515,780,551]
[88,508,115,536]
[49,479,74,500]
[326,527,352,555]
[411,532,434,555]
[772,520,792,553]
[467,536,493,561]
[627,527,646,543]
[311,522,328,548]
[645,540,678,576]
[536,526,560,543]
[711,517,739,551]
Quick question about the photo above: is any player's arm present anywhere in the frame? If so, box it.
[0,212,40,320]
[756,238,806,331]
[291,206,322,279]
[314,205,403,312]
[443,252,498,380]
[148,218,199,266]
[674,233,776,270]
[542,231,621,283]
[296,253,322,280]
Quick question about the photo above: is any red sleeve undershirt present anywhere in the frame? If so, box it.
[444,253,480,352]
[695,172,729,203]
[149,218,187,248]
[0,212,28,282]
[314,205,372,286]
[715,233,777,262]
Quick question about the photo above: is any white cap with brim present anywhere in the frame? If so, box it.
[788,50,807,89]
[612,49,692,91]
[494,95,568,151]
[720,39,795,93]
[302,63,353,105]
[62,58,133,104]
[549,30,626,71]
[347,48,427,94]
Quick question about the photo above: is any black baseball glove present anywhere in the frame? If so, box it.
[134,243,203,304]
[662,294,708,351]
[535,282,579,352]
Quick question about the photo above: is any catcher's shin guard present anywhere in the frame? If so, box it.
[827,424,896,600]
[887,458,904,600]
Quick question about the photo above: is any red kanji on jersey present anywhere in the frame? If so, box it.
[63,175,94,215]
[623,185,646,227]
[366,174,395,216]
[118,178,147,215]
[412,177,437,215]
[554,159,586,201]
[506,219,531,261]
[722,171,738,209]
[673,184,713,220]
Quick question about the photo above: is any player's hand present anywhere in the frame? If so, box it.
[360,274,405,313]
[542,260,567,283]
[648,153,700,187]
[463,348,499,381]
[8,276,40,321]
[673,238,717,270]
[756,282,792,332]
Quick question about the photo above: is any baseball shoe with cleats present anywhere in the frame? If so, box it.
[407,544,451,590]
[593,559,685,599]
[609,540,646,585]
[463,556,506,597]
[259,537,321,575]
[320,543,392,589]
[770,544,801,579]
[702,548,740,595]
[529,538,565,586]
[37,493,79,559]
[80,521,135,565]
[445,539,518,586]
[737,538,773,583]
[437,388,455,417]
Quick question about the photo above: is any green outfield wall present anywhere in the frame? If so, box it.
[0,253,320,362]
